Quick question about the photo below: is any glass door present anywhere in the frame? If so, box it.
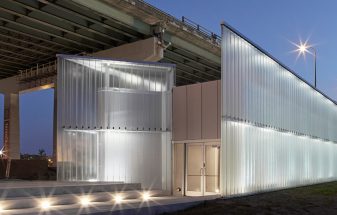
[185,142,220,196]
[186,143,204,196]
[204,142,220,195]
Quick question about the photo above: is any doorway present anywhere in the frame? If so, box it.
[185,142,220,196]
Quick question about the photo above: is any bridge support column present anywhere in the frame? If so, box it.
[3,93,20,160]
[0,77,20,160]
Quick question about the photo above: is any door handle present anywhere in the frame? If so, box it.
[200,167,206,175]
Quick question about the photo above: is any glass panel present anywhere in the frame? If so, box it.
[221,24,337,196]
[57,55,175,190]
[187,176,201,192]
[206,176,219,193]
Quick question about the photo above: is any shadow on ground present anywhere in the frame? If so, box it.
[165,181,337,215]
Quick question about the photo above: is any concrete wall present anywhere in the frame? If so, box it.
[172,80,221,141]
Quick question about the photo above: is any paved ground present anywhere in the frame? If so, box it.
[165,181,337,215]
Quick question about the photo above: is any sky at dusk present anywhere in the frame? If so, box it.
[1,0,337,154]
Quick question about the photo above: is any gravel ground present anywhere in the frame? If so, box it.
[165,181,337,215]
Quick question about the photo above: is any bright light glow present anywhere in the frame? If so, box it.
[0,146,5,157]
[80,196,90,207]
[88,179,98,182]
[0,205,4,212]
[142,192,151,201]
[114,194,123,204]
[298,44,308,53]
[40,200,51,210]
[215,189,220,193]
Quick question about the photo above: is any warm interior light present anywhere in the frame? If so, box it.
[40,200,51,210]
[114,194,123,204]
[215,188,220,193]
[80,196,90,207]
[142,192,150,201]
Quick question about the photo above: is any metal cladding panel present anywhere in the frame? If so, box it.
[221,25,337,196]
[217,80,221,139]
[187,84,202,140]
[202,81,218,139]
[172,86,187,141]
[57,55,174,190]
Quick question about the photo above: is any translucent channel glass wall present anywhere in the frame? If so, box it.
[57,55,175,190]
[221,25,337,196]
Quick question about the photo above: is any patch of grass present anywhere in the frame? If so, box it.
[166,181,337,215]
[291,182,337,196]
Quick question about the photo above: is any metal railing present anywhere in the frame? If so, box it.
[123,0,221,45]
[181,16,221,44]
[18,60,57,84]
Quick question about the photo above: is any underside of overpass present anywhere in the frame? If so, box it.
[0,0,221,162]
[0,0,221,86]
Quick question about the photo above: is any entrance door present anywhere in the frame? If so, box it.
[186,142,220,196]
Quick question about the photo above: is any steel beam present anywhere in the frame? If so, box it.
[0,40,50,56]
[0,23,80,52]
[164,33,221,65]
[162,59,208,82]
[0,15,97,51]
[15,0,128,44]
[0,5,108,49]
[164,56,218,79]
[0,60,23,70]
[0,31,62,52]
[0,58,26,66]
[38,0,139,39]
[0,49,37,60]
[0,52,32,62]
[166,49,220,74]
[69,0,151,35]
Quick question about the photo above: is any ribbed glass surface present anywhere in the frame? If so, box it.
[57,55,174,190]
[221,25,337,196]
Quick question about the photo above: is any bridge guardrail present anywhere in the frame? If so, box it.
[123,0,221,45]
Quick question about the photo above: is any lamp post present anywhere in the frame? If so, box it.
[297,43,317,88]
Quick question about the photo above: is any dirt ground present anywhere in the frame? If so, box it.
[166,182,337,215]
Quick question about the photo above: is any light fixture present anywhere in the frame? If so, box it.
[40,199,51,210]
[142,192,150,201]
[80,196,90,207]
[114,194,123,204]
[294,41,317,87]
[215,188,220,193]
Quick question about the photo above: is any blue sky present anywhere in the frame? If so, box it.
[146,0,337,99]
[1,0,337,154]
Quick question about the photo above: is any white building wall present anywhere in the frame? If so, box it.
[221,24,337,196]
[57,55,174,190]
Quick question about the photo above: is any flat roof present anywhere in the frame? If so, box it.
[57,54,176,69]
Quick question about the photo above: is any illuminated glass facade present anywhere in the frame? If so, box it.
[221,24,337,196]
[57,55,174,190]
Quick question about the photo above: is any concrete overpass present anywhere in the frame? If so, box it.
[0,0,221,160]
